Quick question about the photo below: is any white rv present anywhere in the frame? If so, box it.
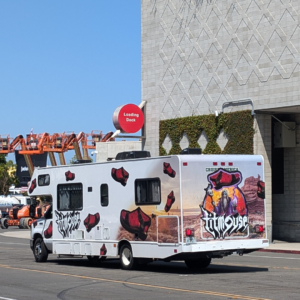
[29,153,269,270]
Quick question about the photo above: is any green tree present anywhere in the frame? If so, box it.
[0,154,19,195]
[0,154,6,164]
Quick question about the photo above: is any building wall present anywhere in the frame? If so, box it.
[253,114,272,239]
[142,0,300,241]
[142,0,300,155]
[272,114,300,241]
[96,141,142,162]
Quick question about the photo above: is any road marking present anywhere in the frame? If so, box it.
[0,296,17,300]
[0,242,28,246]
[246,255,300,260]
[0,264,272,300]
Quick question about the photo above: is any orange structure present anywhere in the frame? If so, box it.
[1,203,50,229]
[43,132,83,165]
[74,130,114,160]
[0,134,34,176]
[20,132,50,155]
[101,131,114,142]
[19,132,84,166]
[0,130,114,177]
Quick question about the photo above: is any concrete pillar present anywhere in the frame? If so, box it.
[254,114,272,241]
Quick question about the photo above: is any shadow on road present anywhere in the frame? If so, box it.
[47,258,269,275]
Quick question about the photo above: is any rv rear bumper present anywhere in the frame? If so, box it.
[182,239,269,253]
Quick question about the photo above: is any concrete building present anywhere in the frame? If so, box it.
[141,0,300,241]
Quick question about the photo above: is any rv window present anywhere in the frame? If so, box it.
[57,183,83,211]
[135,178,161,205]
[101,184,109,206]
[38,174,50,186]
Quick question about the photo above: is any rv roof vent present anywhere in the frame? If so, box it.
[115,151,151,161]
[72,160,92,164]
[180,148,201,155]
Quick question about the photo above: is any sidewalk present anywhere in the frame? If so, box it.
[0,231,299,254]
[0,230,30,239]
[259,240,300,255]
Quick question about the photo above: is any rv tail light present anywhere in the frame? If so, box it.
[213,162,217,166]
[183,162,188,166]
[186,228,195,237]
[257,162,261,166]
[255,225,264,233]
[229,162,233,166]
[221,162,225,166]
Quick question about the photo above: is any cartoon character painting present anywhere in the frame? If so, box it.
[201,169,249,239]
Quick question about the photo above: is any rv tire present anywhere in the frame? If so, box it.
[120,244,138,270]
[185,257,211,269]
[34,238,48,262]
[1,218,8,229]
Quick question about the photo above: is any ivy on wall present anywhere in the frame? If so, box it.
[159,110,254,156]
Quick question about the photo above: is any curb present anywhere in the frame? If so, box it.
[258,249,300,255]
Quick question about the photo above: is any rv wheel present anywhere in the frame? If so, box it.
[120,244,138,270]
[1,218,8,229]
[33,238,48,262]
[185,257,211,269]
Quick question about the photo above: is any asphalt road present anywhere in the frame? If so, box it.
[0,228,299,300]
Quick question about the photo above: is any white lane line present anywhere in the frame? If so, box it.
[246,254,300,260]
[0,296,17,300]
[0,242,28,246]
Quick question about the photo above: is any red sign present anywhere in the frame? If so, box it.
[113,104,144,133]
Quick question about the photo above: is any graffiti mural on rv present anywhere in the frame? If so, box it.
[201,168,249,239]
[55,210,81,238]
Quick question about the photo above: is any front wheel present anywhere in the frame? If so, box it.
[1,218,8,229]
[185,257,211,269]
[33,238,48,262]
[120,244,138,270]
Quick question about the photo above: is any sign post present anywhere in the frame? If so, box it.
[112,102,146,139]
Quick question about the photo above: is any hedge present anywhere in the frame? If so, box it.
[159,110,254,155]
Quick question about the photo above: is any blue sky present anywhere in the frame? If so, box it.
[0,1,141,163]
